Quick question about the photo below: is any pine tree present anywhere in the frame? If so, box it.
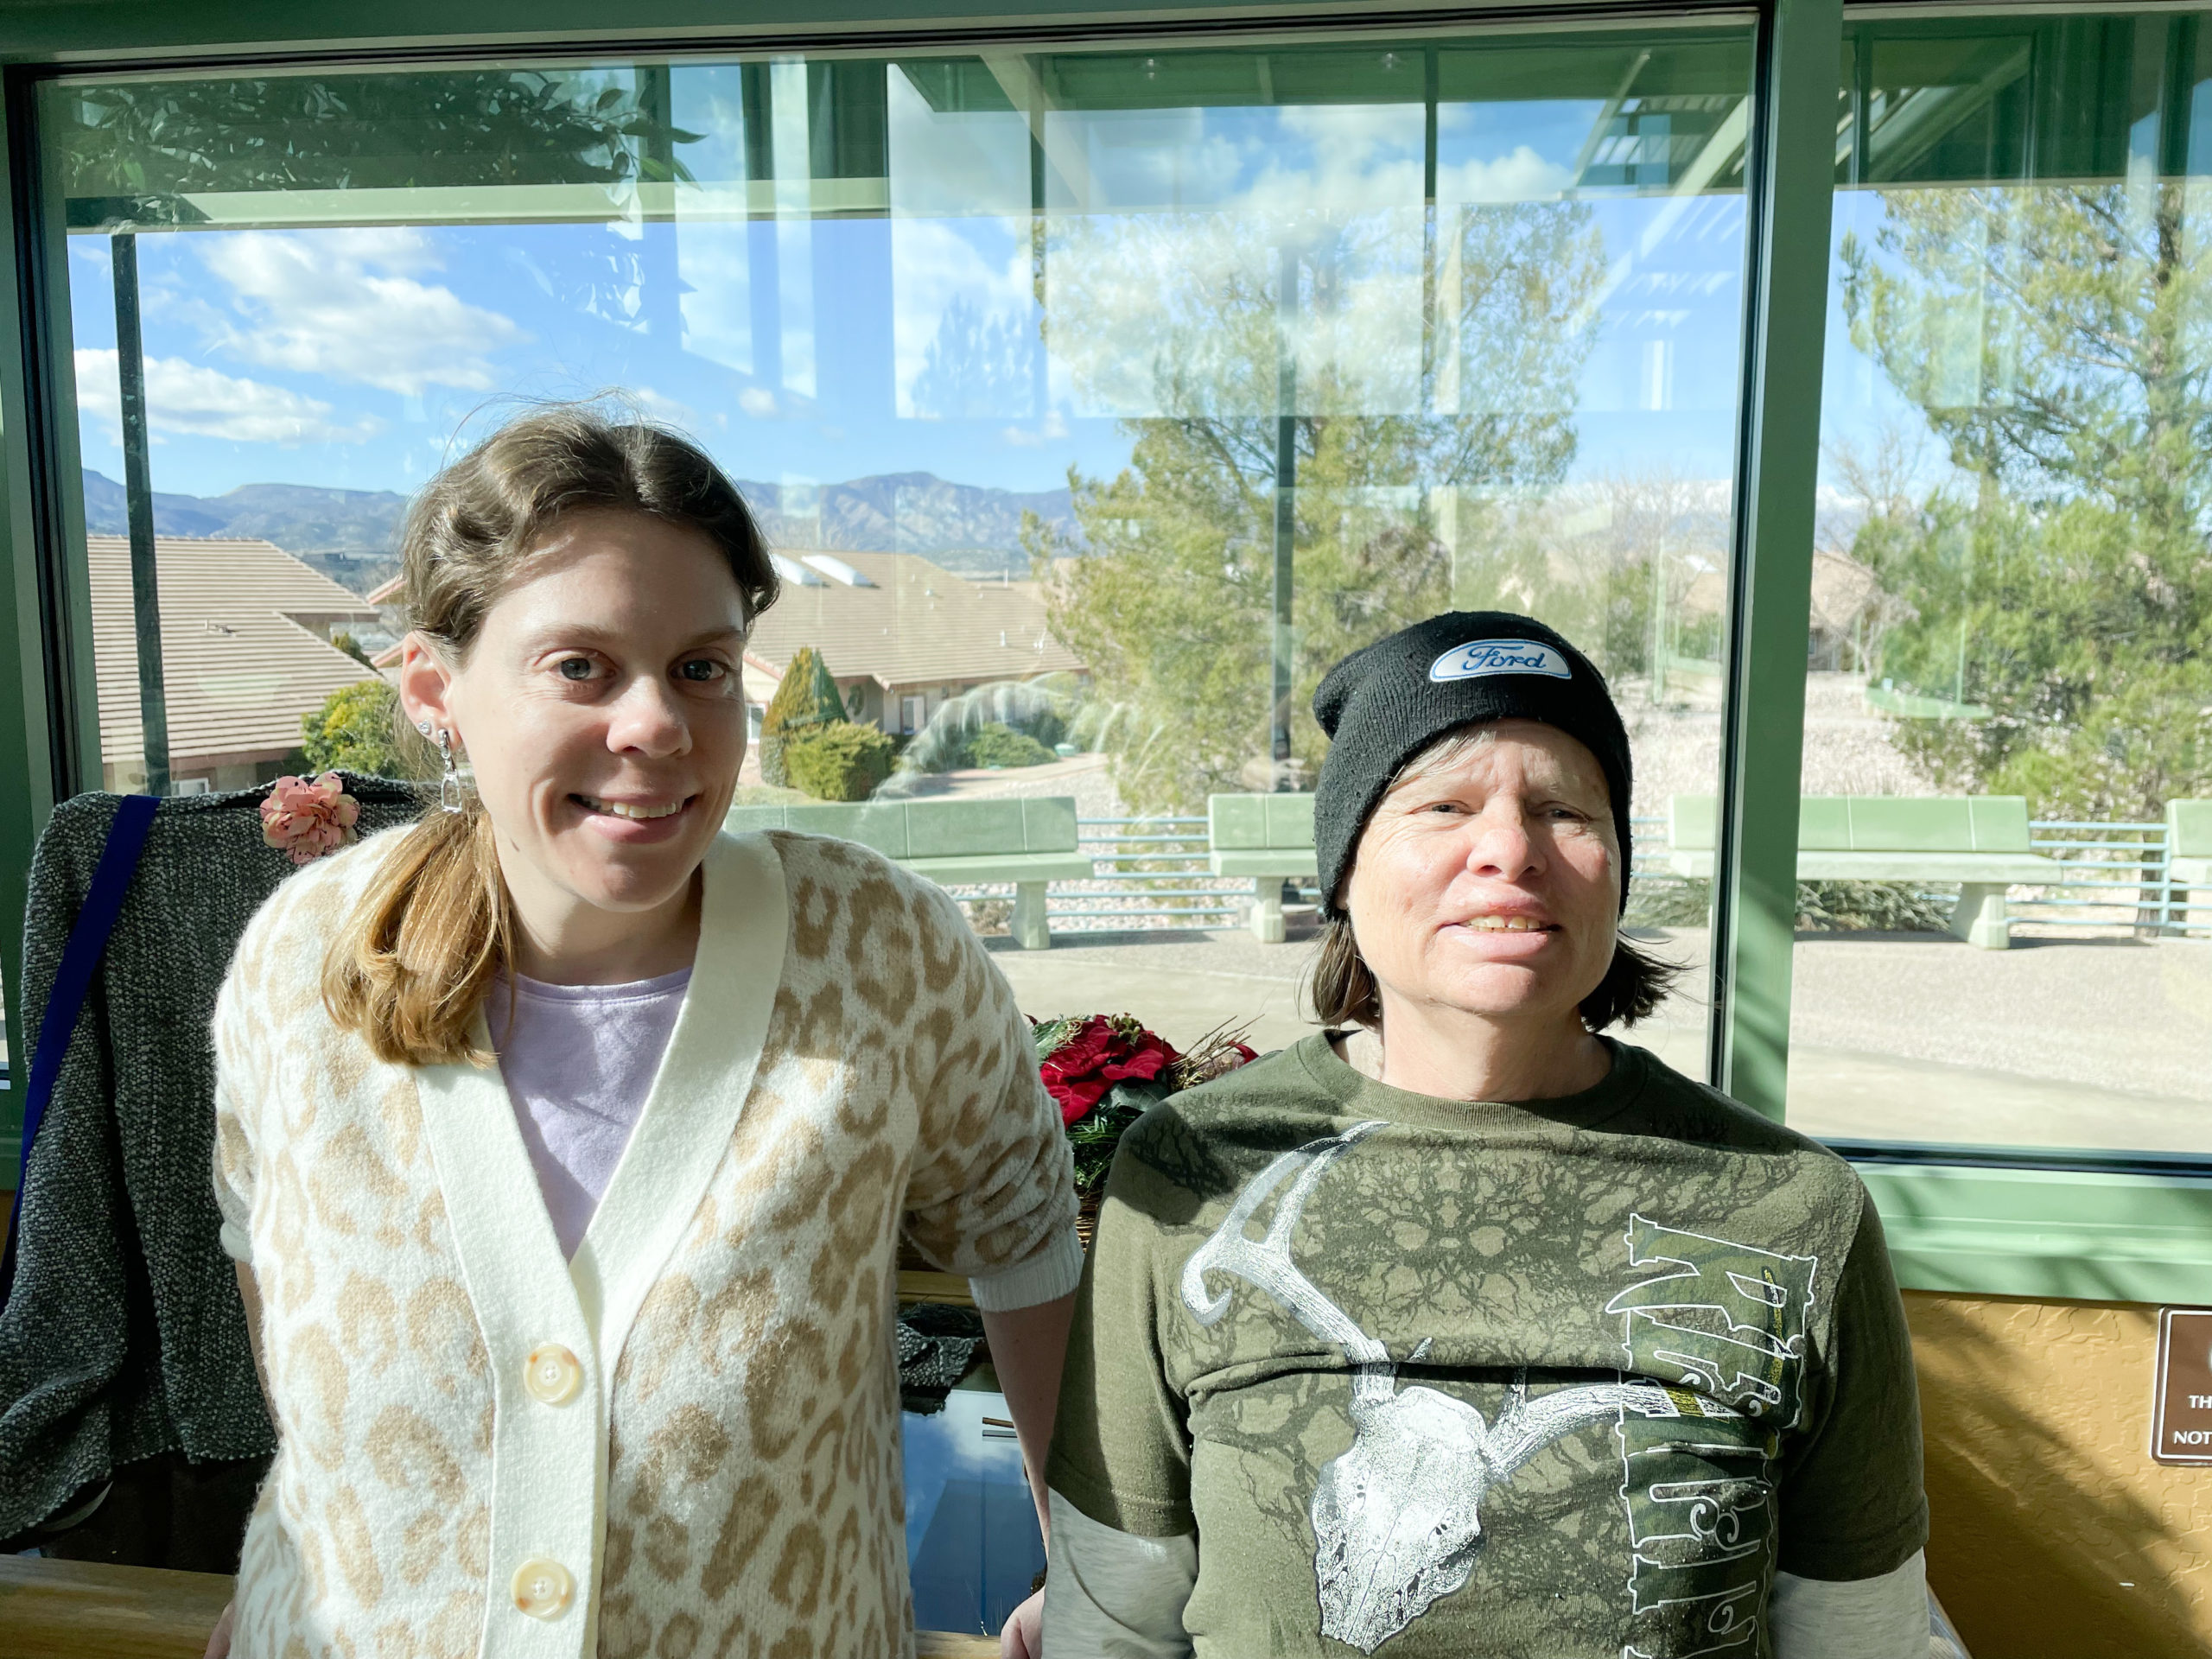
[1033,200,1605,815]
[758,645,847,786]
[1840,181,2212,818]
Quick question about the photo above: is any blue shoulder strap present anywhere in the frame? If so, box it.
[2,793,160,1308]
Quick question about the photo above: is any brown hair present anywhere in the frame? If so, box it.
[321,402,779,1067]
[1304,915,1678,1033]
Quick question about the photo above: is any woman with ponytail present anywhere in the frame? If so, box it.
[204,404,1080,1659]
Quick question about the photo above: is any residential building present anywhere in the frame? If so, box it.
[90,535,385,792]
[743,551,1084,734]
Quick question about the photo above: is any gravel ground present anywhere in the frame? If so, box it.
[1618,671,1929,814]
[744,690,2212,1151]
[988,921,2212,1154]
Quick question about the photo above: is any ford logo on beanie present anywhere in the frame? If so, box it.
[1311,611,1634,918]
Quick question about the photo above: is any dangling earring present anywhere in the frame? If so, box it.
[437,728,465,815]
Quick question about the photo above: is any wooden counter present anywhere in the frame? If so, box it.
[0,1556,231,1659]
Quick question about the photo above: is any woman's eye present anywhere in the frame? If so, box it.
[677,659,727,683]
[556,658,597,682]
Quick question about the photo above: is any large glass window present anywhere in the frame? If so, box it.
[42,27,1756,1068]
[1798,12,2212,1157]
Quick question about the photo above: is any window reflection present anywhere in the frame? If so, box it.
[44,30,1754,1070]
[1799,12,2212,1156]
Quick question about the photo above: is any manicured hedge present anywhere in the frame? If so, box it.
[785,720,899,801]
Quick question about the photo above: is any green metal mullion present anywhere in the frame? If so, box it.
[1708,0,1841,1120]
[0,73,53,1158]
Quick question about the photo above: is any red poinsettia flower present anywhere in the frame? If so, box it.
[1038,1014,1183,1126]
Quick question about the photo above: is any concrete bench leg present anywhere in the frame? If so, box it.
[1012,882,1051,950]
[1250,879,1286,944]
[1950,883,2011,950]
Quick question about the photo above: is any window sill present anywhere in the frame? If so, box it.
[3,1137,2203,1305]
[1852,1159,2212,1305]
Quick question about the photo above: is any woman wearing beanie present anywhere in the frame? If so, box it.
[1041,613,1929,1657]
[201,404,1080,1659]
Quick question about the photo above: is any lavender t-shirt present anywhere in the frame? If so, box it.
[487,968,691,1258]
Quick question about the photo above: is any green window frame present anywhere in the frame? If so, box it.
[0,0,2204,1304]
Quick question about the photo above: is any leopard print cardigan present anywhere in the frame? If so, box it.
[212,825,1080,1659]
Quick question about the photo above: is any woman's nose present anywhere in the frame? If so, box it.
[607,677,690,755]
[1463,805,1541,880]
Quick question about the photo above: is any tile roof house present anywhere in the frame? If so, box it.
[743,551,1084,734]
[90,535,385,793]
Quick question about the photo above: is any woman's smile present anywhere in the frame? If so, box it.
[570,790,702,843]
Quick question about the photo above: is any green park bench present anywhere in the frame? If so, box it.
[2167,799,2212,928]
[2167,799,2212,887]
[724,796,1091,949]
[1208,792,1317,943]
[1667,794,2063,950]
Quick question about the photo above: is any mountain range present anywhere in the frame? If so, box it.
[80,467,1078,593]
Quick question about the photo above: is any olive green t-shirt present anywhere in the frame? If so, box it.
[1046,1033,1927,1658]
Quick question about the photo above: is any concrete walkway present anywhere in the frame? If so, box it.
[988,924,2212,1156]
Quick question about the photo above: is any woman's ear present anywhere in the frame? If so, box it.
[397,634,458,741]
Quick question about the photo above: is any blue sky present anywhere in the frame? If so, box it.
[64,84,1914,506]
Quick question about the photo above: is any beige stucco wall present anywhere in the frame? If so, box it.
[1906,1290,2212,1657]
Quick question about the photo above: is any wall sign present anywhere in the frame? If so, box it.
[2152,1307,2212,1465]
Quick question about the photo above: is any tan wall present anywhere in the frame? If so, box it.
[1906,1291,2212,1657]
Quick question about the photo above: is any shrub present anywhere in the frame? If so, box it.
[300,679,420,778]
[1624,874,1955,933]
[785,721,898,801]
[1021,708,1068,752]
[1796,880,1954,933]
[963,723,1056,769]
[964,896,1013,936]
[759,646,846,786]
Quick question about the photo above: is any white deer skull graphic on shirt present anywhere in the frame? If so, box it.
[1180,1122,1740,1654]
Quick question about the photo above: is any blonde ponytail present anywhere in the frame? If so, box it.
[318,399,777,1067]
[323,801,512,1066]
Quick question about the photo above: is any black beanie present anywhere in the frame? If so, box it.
[1312,612,1633,917]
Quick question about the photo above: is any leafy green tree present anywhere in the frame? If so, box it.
[57,70,697,207]
[55,68,700,321]
[1032,202,1605,814]
[1840,183,2212,819]
[300,679,422,778]
[757,646,846,788]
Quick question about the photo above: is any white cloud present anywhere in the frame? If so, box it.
[629,385,703,430]
[1001,408,1068,448]
[890,216,1033,418]
[739,387,779,417]
[1437,145,1573,206]
[75,348,380,447]
[196,227,527,395]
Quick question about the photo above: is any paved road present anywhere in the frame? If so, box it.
[989,924,2212,1156]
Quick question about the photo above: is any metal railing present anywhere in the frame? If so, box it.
[1621,815,2210,937]
[2016,821,2209,934]
[945,811,2210,938]
[1050,817,1243,927]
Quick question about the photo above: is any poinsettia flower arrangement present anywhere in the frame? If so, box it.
[1032,1014,1257,1198]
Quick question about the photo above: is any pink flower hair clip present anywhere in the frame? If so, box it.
[260,772,361,866]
